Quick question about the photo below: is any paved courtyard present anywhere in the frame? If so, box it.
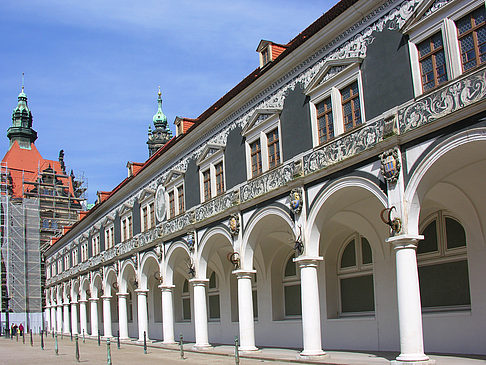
[0,334,485,365]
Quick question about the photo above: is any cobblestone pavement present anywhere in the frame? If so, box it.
[0,334,485,365]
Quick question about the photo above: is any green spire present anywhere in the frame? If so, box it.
[152,86,168,128]
[147,87,172,157]
[7,76,37,149]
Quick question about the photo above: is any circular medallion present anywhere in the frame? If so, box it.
[155,185,166,222]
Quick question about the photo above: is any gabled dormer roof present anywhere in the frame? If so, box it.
[196,143,225,165]
[242,108,282,136]
[163,169,184,186]
[304,57,363,95]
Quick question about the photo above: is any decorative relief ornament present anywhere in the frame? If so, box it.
[289,188,303,215]
[229,213,240,236]
[380,148,401,183]
[155,184,167,222]
[227,252,240,271]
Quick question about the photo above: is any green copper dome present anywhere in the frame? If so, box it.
[152,87,168,128]
[7,85,37,149]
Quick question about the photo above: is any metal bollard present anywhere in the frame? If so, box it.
[41,330,44,350]
[234,336,240,365]
[75,335,80,362]
[55,333,59,355]
[117,330,120,349]
[83,329,85,343]
[107,338,112,365]
[30,329,33,346]
[70,330,73,342]
[98,330,101,346]
[22,331,25,344]
[143,331,147,354]
[16,332,18,342]
[179,334,184,359]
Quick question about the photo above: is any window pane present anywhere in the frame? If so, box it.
[252,289,258,319]
[445,217,466,249]
[418,221,438,254]
[284,256,296,277]
[182,298,191,320]
[340,275,375,313]
[182,279,189,293]
[361,237,373,264]
[340,240,356,268]
[419,260,471,308]
[284,284,302,316]
[209,272,217,289]
[209,294,220,319]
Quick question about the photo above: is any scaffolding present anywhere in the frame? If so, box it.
[0,161,86,332]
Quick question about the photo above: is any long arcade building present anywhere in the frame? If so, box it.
[44,0,486,362]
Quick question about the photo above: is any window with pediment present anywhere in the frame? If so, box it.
[139,189,156,232]
[164,170,185,219]
[197,144,226,202]
[305,58,366,147]
[121,215,133,242]
[243,109,282,179]
[80,240,88,262]
[64,254,70,270]
[92,234,101,255]
[418,211,471,311]
[51,263,56,276]
[72,247,79,266]
[404,0,485,96]
[104,224,115,249]
[57,258,62,274]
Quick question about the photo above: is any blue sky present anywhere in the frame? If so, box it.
[0,0,334,204]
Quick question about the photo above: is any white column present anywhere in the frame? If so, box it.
[159,284,175,344]
[190,279,210,349]
[102,296,113,338]
[71,301,78,335]
[117,293,129,339]
[45,304,51,332]
[63,302,71,334]
[56,304,63,333]
[387,235,430,363]
[233,270,257,351]
[51,306,57,333]
[136,289,149,342]
[295,257,325,357]
[79,299,88,337]
[90,298,99,337]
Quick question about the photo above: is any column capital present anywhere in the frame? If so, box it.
[294,256,323,268]
[189,278,209,286]
[78,299,88,303]
[232,269,256,279]
[135,288,149,295]
[70,300,78,305]
[101,295,112,300]
[386,234,424,249]
[158,284,175,291]
[89,297,99,302]
[116,292,129,298]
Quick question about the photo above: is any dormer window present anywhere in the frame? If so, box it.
[256,40,288,68]
[174,117,196,137]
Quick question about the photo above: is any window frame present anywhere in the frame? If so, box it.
[406,0,485,96]
[140,200,155,232]
[282,254,301,319]
[337,233,375,317]
[243,113,282,179]
[92,234,101,256]
[207,271,221,321]
[71,247,78,266]
[418,211,470,312]
[104,223,115,249]
[306,60,366,148]
[197,144,226,202]
[164,171,185,219]
[120,214,133,242]
[80,240,88,262]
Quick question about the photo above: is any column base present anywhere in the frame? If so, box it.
[192,344,212,351]
[299,349,328,358]
[239,346,259,352]
[391,360,435,365]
